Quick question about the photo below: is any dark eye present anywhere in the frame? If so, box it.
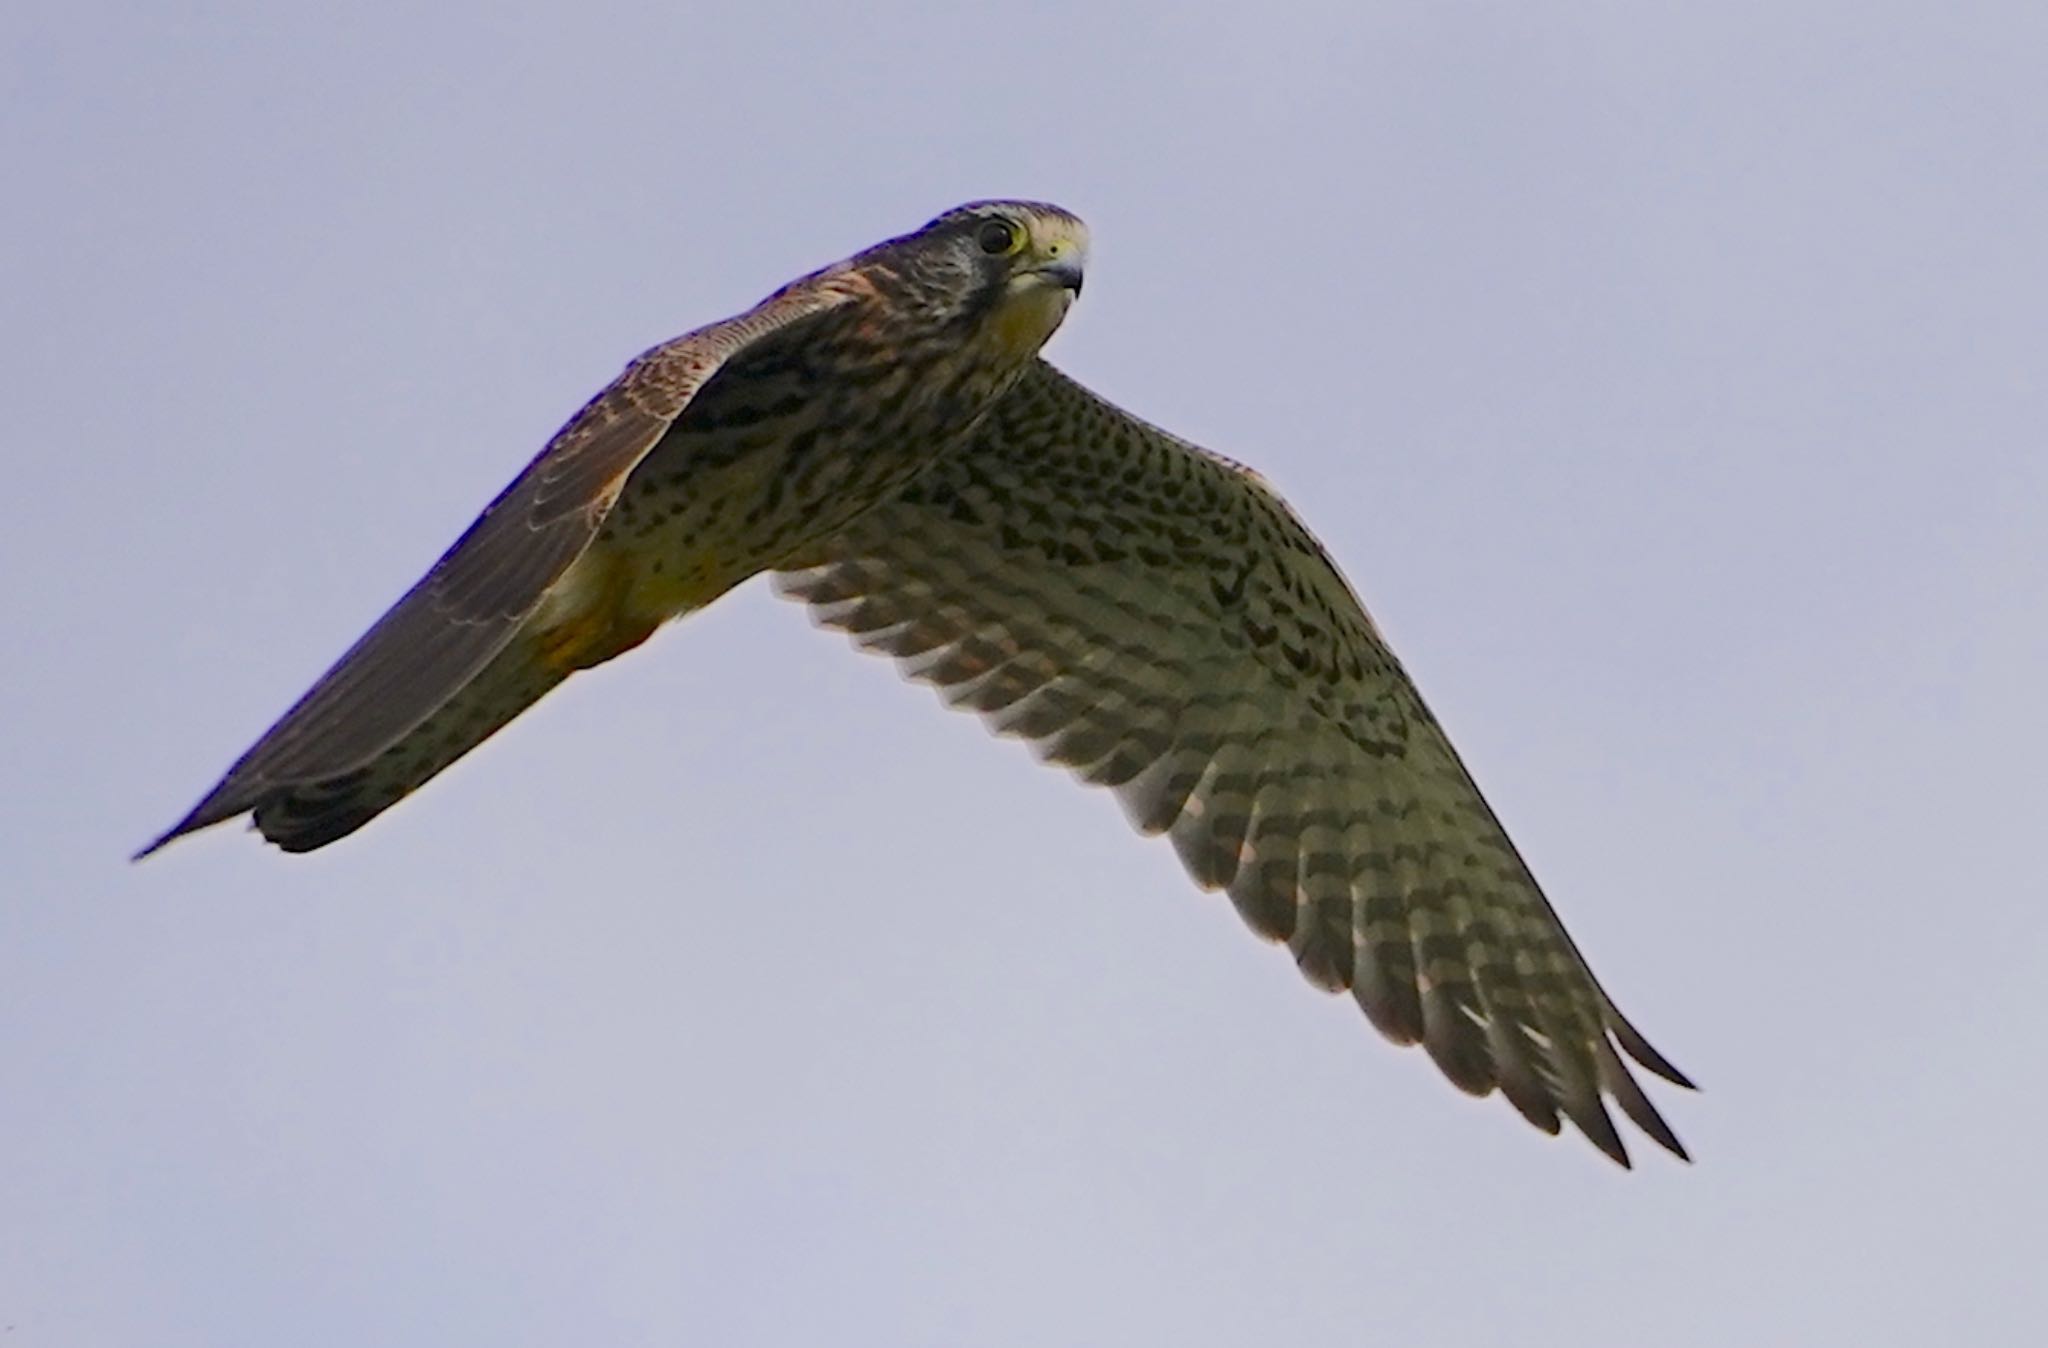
[976,218,1020,255]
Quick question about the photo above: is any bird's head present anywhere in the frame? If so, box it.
[858,200,1090,363]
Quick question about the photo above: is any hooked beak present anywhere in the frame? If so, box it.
[1033,256,1085,297]
[1032,253,1081,295]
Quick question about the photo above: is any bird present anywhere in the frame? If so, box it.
[140,200,1694,1166]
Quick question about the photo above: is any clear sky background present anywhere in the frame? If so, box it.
[6,2,2046,1344]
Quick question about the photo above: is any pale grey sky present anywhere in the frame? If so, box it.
[6,2,2047,1344]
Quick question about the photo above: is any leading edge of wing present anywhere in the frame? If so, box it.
[136,275,862,858]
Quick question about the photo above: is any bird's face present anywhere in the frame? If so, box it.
[888,200,1090,362]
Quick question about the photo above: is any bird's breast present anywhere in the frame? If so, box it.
[595,343,1019,603]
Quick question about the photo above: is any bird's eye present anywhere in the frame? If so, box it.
[976,218,1021,255]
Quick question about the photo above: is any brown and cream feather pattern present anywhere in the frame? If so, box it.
[143,202,1691,1164]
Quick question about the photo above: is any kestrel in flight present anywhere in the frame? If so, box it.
[142,201,1694,1165]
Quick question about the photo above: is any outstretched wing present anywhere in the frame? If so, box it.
[140,277,860,857]
[777,360,1693,1165]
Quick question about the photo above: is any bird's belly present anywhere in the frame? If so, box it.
[574,344,1025,656]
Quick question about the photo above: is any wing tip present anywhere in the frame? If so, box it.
[130,831,176,863]
[132,783,251,861]
[1610,1011,1699,1092]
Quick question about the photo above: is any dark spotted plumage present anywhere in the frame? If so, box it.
[778,363,1692,1165]
[143,200,1692,1166]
